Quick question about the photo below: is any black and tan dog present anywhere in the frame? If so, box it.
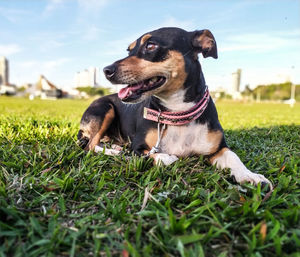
[78,27,272,189]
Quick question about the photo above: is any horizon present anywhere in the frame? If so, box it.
[0,0,299,91]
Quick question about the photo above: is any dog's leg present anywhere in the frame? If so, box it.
[87,107,115,151]
[210,148,273,189]
[94,144,121,156]
[142,128,179,165]
[151,153,179,166]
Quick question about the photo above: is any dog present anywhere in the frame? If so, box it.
[77,27,272,189]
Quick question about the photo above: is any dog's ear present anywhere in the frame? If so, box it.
[191,30,218,59]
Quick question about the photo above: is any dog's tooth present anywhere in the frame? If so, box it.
[151,77,158,82]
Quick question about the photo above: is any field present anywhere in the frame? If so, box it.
[0,97,299,257]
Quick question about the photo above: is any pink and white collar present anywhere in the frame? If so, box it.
[143,88,210,126]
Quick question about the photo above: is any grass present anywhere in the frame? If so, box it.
[0,96,299,257]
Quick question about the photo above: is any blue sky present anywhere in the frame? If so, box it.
[0,0,299,91]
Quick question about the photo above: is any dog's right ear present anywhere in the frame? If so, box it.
[191,30,218,59]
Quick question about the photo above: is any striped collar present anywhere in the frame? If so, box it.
[143,88,210,126]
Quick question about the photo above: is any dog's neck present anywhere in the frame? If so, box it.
[153,65,207,112]
[155,89,195,112]
[184,61,207,102]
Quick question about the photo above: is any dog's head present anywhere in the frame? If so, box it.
[103,27,217,103]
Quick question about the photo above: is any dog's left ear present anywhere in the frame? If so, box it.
[191,30,218,59]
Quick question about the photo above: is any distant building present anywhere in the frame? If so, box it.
[0,56,9,85]
[231,69,242,99]
[210,86,226,100]
[75,67,100,87]
[0,84,16,95]
[232,69,241,92]
[0,56,17,95]
[28,75,62,99]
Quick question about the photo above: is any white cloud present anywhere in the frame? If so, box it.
[102,17,196,58]
[12,58,72,87]
[39,39,66,52]
[0,7,31,23]
[76,0,109,23]
[77,0,108,12]
[0,44,21,56]
[18,61,38,69]
[44,58,71,70]
[74,0,109,43]
[43,0,65,16]
[242,67,300,88]
[220,30,300,53]
[276,29,300,37]
[17,58,70,71]
[157,16,195,31]
[82,25,105,41]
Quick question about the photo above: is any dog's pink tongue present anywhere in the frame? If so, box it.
[118,87,131,100]
[118,84,143,100]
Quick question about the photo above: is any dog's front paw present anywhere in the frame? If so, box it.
[94,145,121,156]
[231,169,273,190]
[87,135,101,151]
[152,153,179,166]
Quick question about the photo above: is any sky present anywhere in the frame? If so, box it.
[0,0,300,91]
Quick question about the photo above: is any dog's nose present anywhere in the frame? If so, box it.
[103,64,117,78]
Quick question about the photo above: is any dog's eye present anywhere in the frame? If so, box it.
[145,42,158,52]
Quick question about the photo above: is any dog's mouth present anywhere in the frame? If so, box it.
[118,76,166,101]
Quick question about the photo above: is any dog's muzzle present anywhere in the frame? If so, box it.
[103,64,117,79]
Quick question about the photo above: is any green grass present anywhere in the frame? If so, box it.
[0,97,299,257]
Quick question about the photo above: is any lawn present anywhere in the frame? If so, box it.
[0,97,299,257]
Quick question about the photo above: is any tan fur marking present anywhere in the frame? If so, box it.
[193,30,217,58]
[88,108,115,150]
[143,149,150,155]
[128,40,137,51]
[140,34,152,45]
[158,51,187,97]
[120,56,140,66]
[151,153,159,165]
[196,30,214,48]
[145,128,158,149]
[198,29,214,45]
[209,147,229,164]
[206,130,223,154]
[118,50,187,98]
[80,120,99,139]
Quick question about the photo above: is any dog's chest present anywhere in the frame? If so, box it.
[160,122,215,157]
